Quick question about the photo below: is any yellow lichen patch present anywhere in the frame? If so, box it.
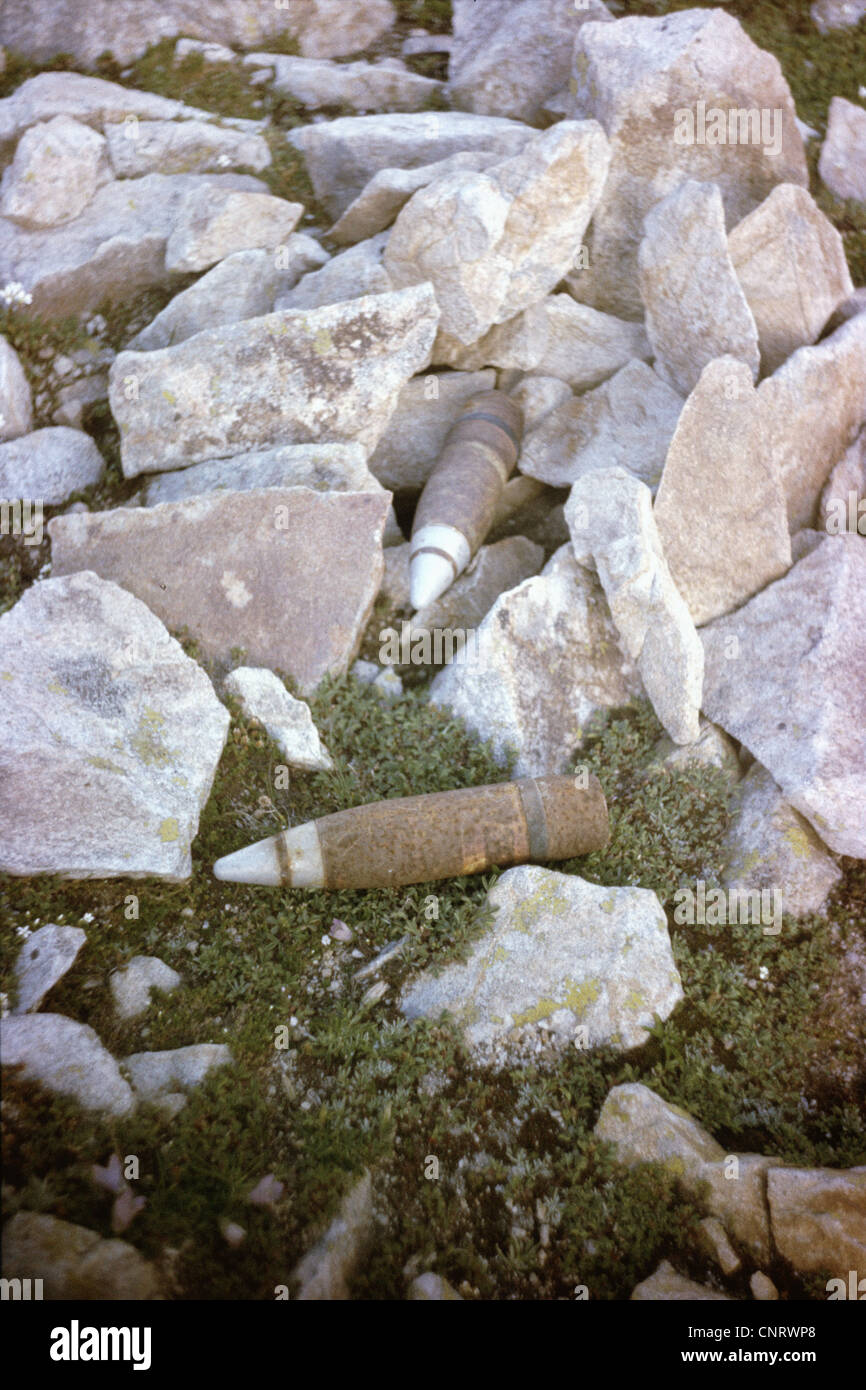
[46,679,69,696]
[162,389,177,406]
[512,996,561,1027]
[129,709,174,767]
[313,328,332,355]
[86,755,126,775]
[158,817,180,843]
[601,896,616,914]
[563,976,601,1017]
[783,822,814,860]
[664,1156,687,1178]
[510,879,570,934]
[624,988,646,1012]
[492,944,509,964]
[1,671,13,681]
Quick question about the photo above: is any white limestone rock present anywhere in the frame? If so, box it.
[275,232,393,312]
[0,336,33,442]
[104,118,270,178]
[164,186,303,273]
[368,368,496,491]
[819,97,866,204]
[223,667,333,771]
[142,442,385,507]
[0,116,112,228]
[819,428,866,536]
[12,925,87,1014]
[260,54,442,113]
[0,426,104,504]
[292,1171,374,1300]
[0,1014,134,1115]
[328,151,501,246]
[811,0,866,33]
[110,955,182,1022]
[123,1043,232,1106]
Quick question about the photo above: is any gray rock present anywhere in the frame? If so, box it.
[767,1166,866,1282]
[487,474,568,550]
[368,368,497,491]
[819,97,866,203]
[275,232,393,312]
[409,537,545,659]
[1,1211,161,1299]
[12,925,86,1014]
[819,428,866,535]
[104,118,270,178]
[52,373,110,430]
[645,721,742,787]
[0,170,266,317]
[631,1261,732,1301]
[288,112,536,221]
[0,336,33,441]
[811,0,866,31]
[123,1042,232,1103]
[109,285,440,477]
[721,763,842,919]
[174,38,236,64]
[568,8,807,319]
[508,374,572,431]
[820,286,866,339]
[0,571,230,879]
[654,357,792,626]
[0,0,396,69]
[401,866,683,1061]
[0,116,112,228]
[429,544,643,776]
[258,54,442,113]
[448,0,612,124]
[49,490,390,695]
[223,667,333,771]
[127,242,329,352]
[0,1014,134,1115]
[408,1272,463,1300]
[110,955,182,1021]
[142,442,385,507]
[293,1171,374,1300]
[638,180,760,396]
[567,468,703,744]
[700,534,866,858]
[328,151,501,246]
[728,183,854,374]
[0,427,104,504]
[518,359,681,491]
[750,1271,780,1300]
[384,121,610,346]
[164,186,303,273]
[698,1217,741,1277]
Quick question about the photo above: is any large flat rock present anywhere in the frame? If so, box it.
[0,1014,134,1116]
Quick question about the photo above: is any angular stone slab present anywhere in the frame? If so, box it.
[654,358,791,626]
[819,97,866,204]
[0,336,33,442]
[767,1166,866,1283]
[109,285,440,477]
[0,115,112,228]
[368,368,496,491]
[276,232,392,312]
[0,571,229,879]
[142,442,383,506]
[638,180,759,396]
[104,118,270,178]
[164,187,303,273]
[328,150,501,246]
[0,427,104,504]
[429,544,643,776]
[110,955,182,1021]
[1,1212,161,1300]
[13,924,87,1014]
[262,54,442,113]
[49,489,390,695]
[631,1262,731,1301]
[401,866,683,1062]
[411,537,544,646]
[519,359,682,491]
[567,468,703,744]
[819,428,866,535]
[0,1014,134,1115]
[700,533,866,857]
[728,183,853,374]
[123,1043,232,1103]
[223,667,333,771]
[721,763,842,919]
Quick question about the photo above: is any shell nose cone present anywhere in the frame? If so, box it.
[410,552,454,610]
[213,838,278,885]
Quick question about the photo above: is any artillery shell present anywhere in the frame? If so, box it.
[410,390,524,609]
[212,773,608,890]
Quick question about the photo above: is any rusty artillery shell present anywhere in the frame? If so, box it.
[212,773,609,889]
[409,389,524,609]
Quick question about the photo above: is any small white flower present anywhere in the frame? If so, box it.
[320,934,330,946]
[215,153,232,168]
[0,993,10,1020]
[80,912,94,923]
[758,965,769,980]
[15,925,31,941]
[289,1015,298,1027]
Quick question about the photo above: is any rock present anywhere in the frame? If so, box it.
[700,534,866,858]
[653,358,791,626]
[142,442,385,507]
[819,429,866,535]
[721,763,843,919]
[384,121,610,345]
[728,183,854,374]
[1,1212,161,1299]
[403,34,453,58]
[401,866,683,1061]
[0,1014,134,1115]
[110,955,182,1021]
[645,720,742,786]
[12,925,87,1014]
[0,427,104,504]
[638,181,760,396]
[0,571,230,879]
[436,295,650,387]
[750,1271,779,1300]
[164,187,303,273]
[767,1166,866,1282]
[0,337,33,442]
[368,368,496,491]
[109,285,440,476]
[127,241,328,352]
[0,170,266,317]
[123,1042,232,1104]
[0,0,396,69]
[566,468,703,744]
[292,1171,374,1300]
[408,1272,463,1300]
[487,475,568,550]
[49,490,390,695]
[568,8,808,319]
[823,281,866,334]
[257,54,442,113]
[275,232,393,312]
[174,38,236,64]
[819,97,866,203]
[518,359,681,491]
[379,543,411,610]
[811,0,866,31]
[223,667,333,771]
[104,118,270,178]
[429,545,643,776]
[328,151,501,246]
[697,1217,741,1276]
[0,116,112,229]
[409,537,545,658]
[53,373,110,430]
[288,112,536,221]
[448,0,612,123]
[630,1261,732,1301]
[508,375,572,431]
[790,528,826,562]
[759,314,866,532]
